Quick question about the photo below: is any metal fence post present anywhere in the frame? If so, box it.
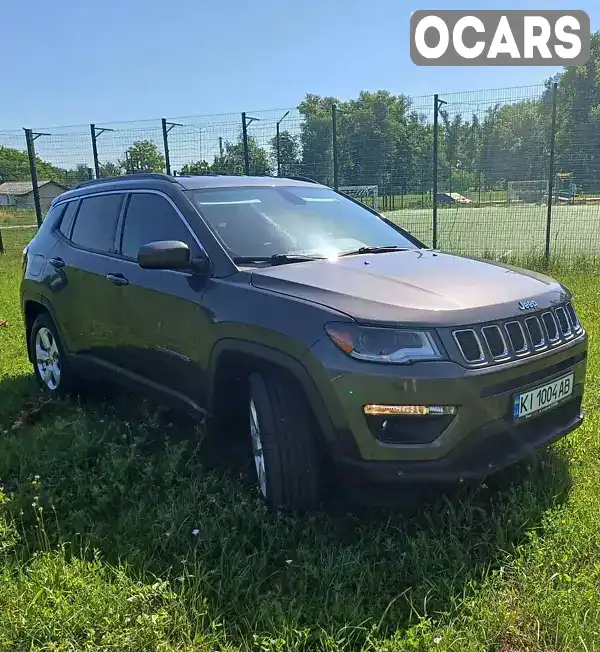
[432,94,439,249]
[242,112,250,175]
[90,124,114,178]
[276,110,290,177]
[162,118,171,175]
[24,128,43,228]
[545,82,558,260]
[276,122,281,176]
[331,104,339,189]
[161,118,183,175]
[90,124,100,178]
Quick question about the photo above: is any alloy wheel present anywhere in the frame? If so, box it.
[35,326,61,391]
[249,398,267,497]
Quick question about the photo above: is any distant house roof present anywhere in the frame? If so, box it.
[0,180,68,195]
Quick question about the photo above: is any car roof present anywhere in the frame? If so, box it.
[175,175,321,190]
[54,173,322,204]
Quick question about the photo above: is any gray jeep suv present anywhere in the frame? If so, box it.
[21,173,587,509]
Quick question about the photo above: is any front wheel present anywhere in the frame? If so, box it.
[248,370,321,510]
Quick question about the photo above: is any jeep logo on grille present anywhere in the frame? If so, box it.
[518,300,538,311]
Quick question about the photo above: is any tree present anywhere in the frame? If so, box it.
[0,145,63,183]
[550,32,600,192]
[99,161,121,177]
[269,130,301,176]
[298,91,434,194]
[298,94,336,185]
[211,135,270,176]
[179,160,213,175]
[62,163,92,185]
[479,101,549,188]
[119,140,165,173]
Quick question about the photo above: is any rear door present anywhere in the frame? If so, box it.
[46,192,125,364]
[106,190,210,408]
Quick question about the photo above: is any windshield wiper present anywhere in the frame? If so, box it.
[233,254,324,266]
[339,245,410,256]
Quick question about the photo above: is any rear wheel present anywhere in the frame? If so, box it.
[30,313,76,397]
[248,370,321,510]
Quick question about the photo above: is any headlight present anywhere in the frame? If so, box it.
[325,323,444,364]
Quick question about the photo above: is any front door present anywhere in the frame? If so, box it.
[107,191,210,409]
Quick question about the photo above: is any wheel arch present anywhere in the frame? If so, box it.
[23,298,51,362]
[207,339,340,448]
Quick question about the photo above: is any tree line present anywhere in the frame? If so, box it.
[1,32,598,196]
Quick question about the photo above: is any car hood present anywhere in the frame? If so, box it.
[250,249,569,326]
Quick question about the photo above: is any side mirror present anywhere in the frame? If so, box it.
[137,240,194,270]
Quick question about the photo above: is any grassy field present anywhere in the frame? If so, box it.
[1,226,600,650]
[0,207,37,227]
[386,203,600,260]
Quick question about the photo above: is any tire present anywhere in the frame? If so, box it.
[248,370,321,510]
[30,312,77,398]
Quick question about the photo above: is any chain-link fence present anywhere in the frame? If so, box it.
[1,82,600,261]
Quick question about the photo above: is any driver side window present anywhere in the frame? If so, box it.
[119,192,195,260]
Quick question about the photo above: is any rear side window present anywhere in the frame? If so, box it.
[36,203,66,237]
[120,193,195,259]
[58,201,79,238]
[70,194,124,253]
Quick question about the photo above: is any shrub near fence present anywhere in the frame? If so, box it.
[1,82,600,263]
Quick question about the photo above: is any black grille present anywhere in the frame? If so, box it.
[525,317,544,348]
[542,312,559,341]
[482,325,507,358]
[454,330,484,363]
[452,302,584,367]
[566,303,581,331]
[505,321,527,353]
[555,306,571,336]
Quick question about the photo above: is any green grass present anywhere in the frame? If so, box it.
[385,203,600,260]
[1,231,600,650]
[0,207,37,227]
[377,190,509,211]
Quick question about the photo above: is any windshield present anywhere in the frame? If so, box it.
[185,185,420,260]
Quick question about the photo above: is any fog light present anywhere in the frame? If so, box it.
[363,404,457,416]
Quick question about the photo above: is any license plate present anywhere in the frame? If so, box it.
[513,373,574,421]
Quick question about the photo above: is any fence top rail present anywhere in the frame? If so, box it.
[0,82,559,136]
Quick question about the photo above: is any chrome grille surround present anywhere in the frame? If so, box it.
[453,329,486,365]
[555,306,572,339]
[524,316,545,349]
[452,302,584,367]
[541,311,560,344]
[481,325,509,360]
[566,302,582,333]
[505,320,529,356]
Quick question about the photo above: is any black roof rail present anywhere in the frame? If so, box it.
[75,173,177,189]
[282,175,320,184]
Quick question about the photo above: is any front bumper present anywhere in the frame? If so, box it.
[336,394,583,483]
[304,331,587,476]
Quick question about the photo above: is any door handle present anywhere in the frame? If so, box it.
[106,273,129,286]
[48,257,65,269]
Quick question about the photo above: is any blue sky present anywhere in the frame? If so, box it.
[1,0,598,130]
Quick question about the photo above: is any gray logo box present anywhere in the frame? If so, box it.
[410,10,590,66]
